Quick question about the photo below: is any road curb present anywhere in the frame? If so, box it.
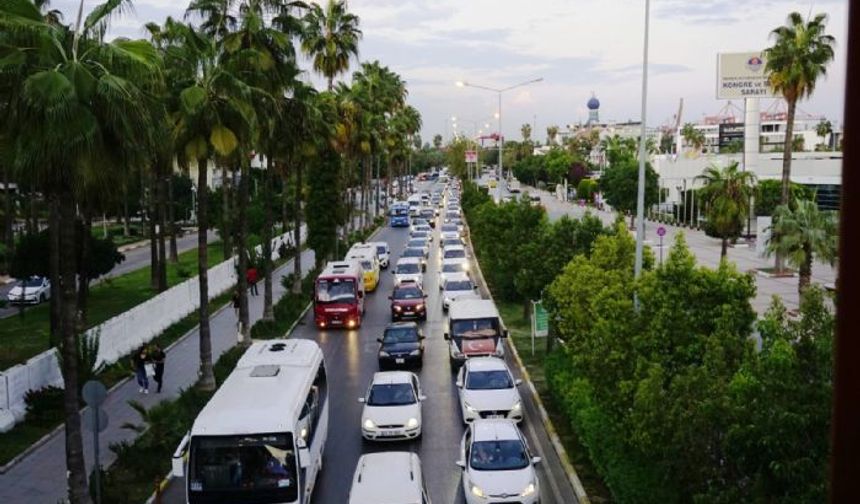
[463,219,591,504]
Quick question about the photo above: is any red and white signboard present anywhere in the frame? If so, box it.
[465,150,478,163]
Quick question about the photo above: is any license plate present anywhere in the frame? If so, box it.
[488,414,503,419]
[395,358,405,364]
[331,319,341,325]
[381,430,398,437]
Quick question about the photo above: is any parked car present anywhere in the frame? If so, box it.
[457,419,541,504]
[348,452,432,504]
[389,282,428,322]
[360,371,426,441]
[378,322,425,368]
[7,276,51,305]
[456,357,523,423]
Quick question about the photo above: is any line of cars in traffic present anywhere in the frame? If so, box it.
[170,175,543,504]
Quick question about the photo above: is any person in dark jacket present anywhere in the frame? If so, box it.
[150,343,166,393]
[132,346,149,394]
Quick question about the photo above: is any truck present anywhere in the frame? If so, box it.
[313,261,365,329]
[443,298,508,367]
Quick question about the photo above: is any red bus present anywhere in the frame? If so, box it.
[314,261,365,329]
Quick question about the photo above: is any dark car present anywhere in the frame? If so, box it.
[377,322,425,369]
[389,282,428,321]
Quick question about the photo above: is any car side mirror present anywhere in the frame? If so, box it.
[388,296,393,300]
[419,395,427,401]
[455,460,466,469]
[376,338,383,343]
[531,456,542,465]
[443,332,450,341]
[515,379,523,386]
[502,329,509,338]
[357,397,365,403]
[171,433,190,478]
[455,379,463,388]
[423,294,428,298]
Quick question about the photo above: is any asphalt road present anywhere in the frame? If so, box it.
[162,181,578,504]
[0,230,217,320]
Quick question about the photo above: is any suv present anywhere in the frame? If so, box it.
[378,322,425,368]
[393,258,424,287]
[349,452,432,504]
[389,282,428,321]
[457,419,541,504]
[367,241,390,269]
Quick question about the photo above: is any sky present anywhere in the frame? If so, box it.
[52,0,849,144]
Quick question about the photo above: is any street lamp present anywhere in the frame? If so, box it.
[455,77,544,201]
[634,0,652,292]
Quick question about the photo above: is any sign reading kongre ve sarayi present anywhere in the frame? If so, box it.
[716,52,780,100]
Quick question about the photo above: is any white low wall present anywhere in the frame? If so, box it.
[0,229,303,429]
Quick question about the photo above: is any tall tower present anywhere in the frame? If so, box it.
[586,93,600,126]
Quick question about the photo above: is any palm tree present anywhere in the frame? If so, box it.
[3,1,161,501]
[433,134,443,149]
[766,199,837,295]
[521,123,532,142]
[681,122,705,153]
[301,0,362,90]
[546,125,559,146]
[815,119,832,149]
[765,12,835,206]
[696,161,757,258]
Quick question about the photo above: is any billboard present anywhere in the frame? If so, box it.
[718,123,745,148]
[716,52,780,99]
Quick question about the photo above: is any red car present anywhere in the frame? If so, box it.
[389,281,427,321]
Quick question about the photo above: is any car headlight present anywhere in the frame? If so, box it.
[379,351,390,357]
[512,400,522,412]
[406,417,419,429]
[363,419,376,430]
[415,304,425,311]
[463,263,470,271]
[470,483,485,498]
[409,349,421,356]
[464,402,477,413]
[520,482,536,497]
[393,305,402,312]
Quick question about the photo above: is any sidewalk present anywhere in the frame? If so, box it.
[528,186,836,315]
[0,248,316,503]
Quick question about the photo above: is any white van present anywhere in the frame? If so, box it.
[172,340,328,504]
[349,452,431,504]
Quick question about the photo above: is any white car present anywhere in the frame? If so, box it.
[359,371,426,441]
[406,238,430,258]
[393,257,424,287]
[348,452,431,504]
[441,245,467,263]
[7,276,51,305]
[439,223,460,236]
[401,247,428,272]
[442,274,481,311]
[438,258,470,289]
[457,419,541,504]
[456,357,524,423]
[410,225,433,242]
[367,241,390,269]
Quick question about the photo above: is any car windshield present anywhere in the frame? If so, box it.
[383,327,419,344]
[470,440,529,471]
[442,225,458,232]
[443,239,461,247]
[442,263,465,273]
[367,383,416,406]
[403,248,423,258]
[467,370,513,390]
[316,279,356,304]
[451,317,500,339]
[189,434,298,498]
[444,249,466,259]
[446,280,473,292]
[391,207,408,216]
[376,245,387,255]
[360,260,372,270]
[411,231,428,238]
[408,240,426,249]
[396,263,420,274]
[393,285,423,300]
[22,278,43,288]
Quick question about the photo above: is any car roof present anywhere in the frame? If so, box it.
[445,245,465,252]
[397,256,422,265]
[371,371,414,385]
[350,452,422,504]
[465,356,508,372]
[444,273,471,284]
[471,418,521,442]
[441,257,468,265]
[386,321,419,330]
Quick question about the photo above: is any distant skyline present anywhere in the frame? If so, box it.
[53,0,849,144]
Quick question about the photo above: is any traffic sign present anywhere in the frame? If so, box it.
[465,150,477,163]
[657,226,666,237]
[82,380,107,406]
[532,301,548,337]
[84,407,109,433]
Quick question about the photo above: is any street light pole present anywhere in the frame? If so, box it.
[634,0,651,285]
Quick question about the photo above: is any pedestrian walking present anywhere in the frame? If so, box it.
[132,346,149,394]
[150,343,166,393]
[232,289,241,319]
[247,266,259,296]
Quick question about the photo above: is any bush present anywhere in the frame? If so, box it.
[24,386,66,426]
[577,179,598,202]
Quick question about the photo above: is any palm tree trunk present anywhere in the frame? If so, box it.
[292,162,303,294]
[775,99,798,272]
[122,181,130,238]
[196,159,215,391]
[799,244,812,296]
[237,163,250,346]
[147,170,158,291]
[167,175,178,263]
[58,188,91,504]
[157,169,168,292]
[3,163,13,255]
[221,164,232,259]
[721,236,728,259]
[49,197,61,348]
[262,157,274,321]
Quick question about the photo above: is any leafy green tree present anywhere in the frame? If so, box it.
[432,134,443,149]
[815,119,832,149]
[754,179,813,216]
[544,148,573,183]
[577,178,598,202]
[301,0,362,90]
[521,123,532,142]
[546,124,559,145]
[306,143,343,266]
[766,199,837,295]
[697,161,757,257]
[599,157,659,228]
[765,12,835,207]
